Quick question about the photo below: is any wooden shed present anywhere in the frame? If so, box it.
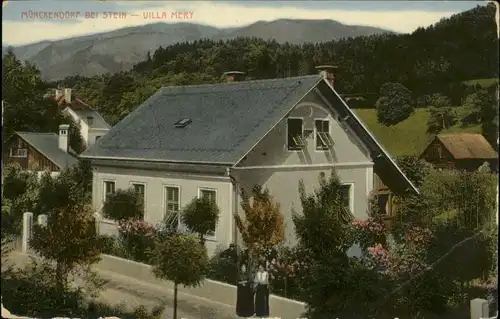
[420,133,498,172]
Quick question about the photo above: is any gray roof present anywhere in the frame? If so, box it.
[16,132,78,169]
[82,75,322,163]
[72,109,111,130]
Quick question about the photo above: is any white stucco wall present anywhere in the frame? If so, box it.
[238,90,371,167]
[92,165,233,256]
[63,108,110,147]
[233,90,374,246]
[64,108,90,144]
[233,165,372,246]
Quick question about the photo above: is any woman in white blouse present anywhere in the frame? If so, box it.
[254,264,270,317]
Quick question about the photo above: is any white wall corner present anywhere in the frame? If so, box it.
[366,165,374,197]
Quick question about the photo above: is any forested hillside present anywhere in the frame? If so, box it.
[56,4,497,127]
[4,19,392,81]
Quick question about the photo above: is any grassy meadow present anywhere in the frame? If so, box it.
[353,107,482,157]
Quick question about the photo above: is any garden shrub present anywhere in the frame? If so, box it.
[103,188,144,221]
[2,258,164,318]
[117,219,157,263]
[86,301,164,319]
[1,261,85,317]
[100,234,131,260]
[208,244,239,285]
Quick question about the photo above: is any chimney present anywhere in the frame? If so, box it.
[55,89,63,100]
[315,65,338,87]
[223,71,245,83]
[64,88,72,103]
[58,124,70,153]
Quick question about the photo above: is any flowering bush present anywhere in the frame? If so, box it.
[404,226,433,248]
[117,219,156,263]
[267,246,307,301]
[367,243,430,280]
[351,218,387,252]
[362,225,452,316]
[365,225,432,279]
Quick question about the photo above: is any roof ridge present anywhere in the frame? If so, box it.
[16,131,57,135]
[438,132,481,135]
[159,75,321,91]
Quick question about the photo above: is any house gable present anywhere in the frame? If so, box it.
[3,134,61,171]
[236,89,371,167]
[420,137,455,168]
[421,134,498,171]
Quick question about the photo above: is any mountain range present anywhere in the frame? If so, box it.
[3,19,392,81]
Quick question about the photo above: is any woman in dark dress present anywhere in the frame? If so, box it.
[254,264,270,318]
[236,264,255,317]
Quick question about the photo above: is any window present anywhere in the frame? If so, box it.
[10,148,27,158]
[315,120,332,150]
[174,118,192,128]
[165,186,180,228]
[132,183,145,210]
[87,116,94,125]
[103,181,115,202]
[200,189,216,203]
[287,118,304,150]
[199,188,217,236]
[340,184,352,212]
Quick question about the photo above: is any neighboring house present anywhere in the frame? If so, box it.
[80,67,419,256]
[420,133,498,172]
[3,125,78,177]
[51,88,111,147]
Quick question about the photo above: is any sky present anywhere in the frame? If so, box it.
[1,0,491,46]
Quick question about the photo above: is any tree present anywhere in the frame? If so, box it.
[235,185,285,265]
[150,234,209,319]
[293,171,354,257]
[478,90,498,148]
[2,163,39,203]
[30,202,104,292]
[427,107,457,134]
[102,188,144,221]
[182,197,219,245]
[395,155,433,188]
[2,52,64,139]
[426,93,457,134]
[460,89,498,147]
[65,116,86,154]
[375,83,414,126]
[292,170,376,318]
[461,92,484,125]
[35,160,93,215]
[1,163,39,235]
[70,159,93,199]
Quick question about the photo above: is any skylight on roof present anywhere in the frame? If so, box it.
[174,118,192,128]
